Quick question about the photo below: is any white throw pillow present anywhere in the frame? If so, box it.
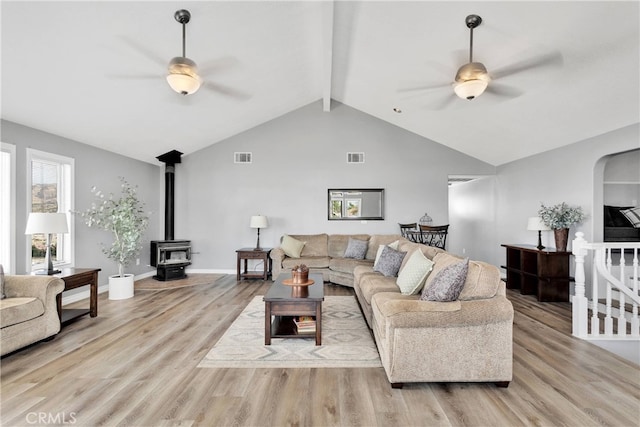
[374,240,400,266]
[621,207,640,228]
[281,235,305,258]
[396,250,434,295]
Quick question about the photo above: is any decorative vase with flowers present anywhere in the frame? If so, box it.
[538,202,586,252]
[74,177,149,300]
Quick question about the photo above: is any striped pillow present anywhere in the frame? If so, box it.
[621,207,640,228]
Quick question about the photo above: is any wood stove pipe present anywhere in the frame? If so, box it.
[156,150,183,241]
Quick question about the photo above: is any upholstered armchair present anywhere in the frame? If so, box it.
[1,272,65,356]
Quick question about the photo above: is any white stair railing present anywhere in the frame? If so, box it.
[572,232,640,339]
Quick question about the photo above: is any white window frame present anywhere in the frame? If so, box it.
[1,143,16,274]
[25,148,75,272]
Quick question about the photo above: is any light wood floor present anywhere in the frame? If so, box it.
[1,275,639,427]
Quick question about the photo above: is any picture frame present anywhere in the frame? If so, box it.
[327,188,384,221]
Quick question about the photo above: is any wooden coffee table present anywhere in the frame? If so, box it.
[264,273,324,345]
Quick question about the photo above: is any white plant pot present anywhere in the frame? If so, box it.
[109,274,134,300]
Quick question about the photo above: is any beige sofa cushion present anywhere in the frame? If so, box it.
[286,234,329,257]
[358,274,399,305]
[0,297,44,328]
[329,257,373,274]
[282,256,330,270]
[425,253,500,300]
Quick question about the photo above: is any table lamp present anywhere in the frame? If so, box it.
[250,215,269,251]
[527,216,551,250]
[25,212,69,274]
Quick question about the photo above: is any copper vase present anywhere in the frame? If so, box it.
[553,228,569,252]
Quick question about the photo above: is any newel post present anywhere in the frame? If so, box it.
[572,232,589,337]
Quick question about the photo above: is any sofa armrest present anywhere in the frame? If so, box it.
[373,292,513,329]
[270,248,287,279]
[5,275,65,302]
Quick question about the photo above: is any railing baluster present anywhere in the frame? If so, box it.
[632,248,639,337]
[605,248,614,336]
[572,232,589,338]
[618,249,627,337]
[591,250,600,336]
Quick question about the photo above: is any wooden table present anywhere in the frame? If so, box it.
[263,273,324,345]
[236,247,272,280]
[54,268,101,324]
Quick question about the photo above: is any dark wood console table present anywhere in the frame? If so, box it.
[501,244,570,302]
[236,248,272,280]
[54,268,101,324]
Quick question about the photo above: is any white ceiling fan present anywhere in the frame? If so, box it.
[114,9,249,99]
[400,14,563,108]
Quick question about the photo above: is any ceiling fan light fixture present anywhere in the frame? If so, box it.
[454,79,489,100]
[166,57,202,95]
[454,62,490,100]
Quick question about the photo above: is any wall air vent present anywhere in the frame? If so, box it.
[234,152,252,164]
[347,152,365,164]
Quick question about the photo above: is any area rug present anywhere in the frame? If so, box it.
[135,273,224,290]
[197,295,382,368]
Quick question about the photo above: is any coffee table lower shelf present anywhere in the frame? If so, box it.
[270,316,317,339]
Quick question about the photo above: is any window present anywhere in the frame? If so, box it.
[26,149,74,271]
[1,143,16,273]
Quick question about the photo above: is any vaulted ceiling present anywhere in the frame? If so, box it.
[2,1,638,166]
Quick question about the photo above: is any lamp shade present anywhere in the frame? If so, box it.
[25,212,69,234]
[527,217,551,231]
[250,215,269,229]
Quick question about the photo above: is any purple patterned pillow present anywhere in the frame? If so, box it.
[373,246,407,277]
[421,258,469,302]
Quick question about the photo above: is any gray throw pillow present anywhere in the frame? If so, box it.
[373,246,407,277]
[0,264,5,300]
[421,258,469,302]
[344,237,368,260]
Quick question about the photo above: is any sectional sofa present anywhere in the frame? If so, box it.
[271,233,514,388]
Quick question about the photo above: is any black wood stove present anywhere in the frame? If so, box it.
[151,150,191,281]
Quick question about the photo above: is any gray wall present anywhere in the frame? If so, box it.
[494,123,640,269]
[448,176,497,263]
[2,120,161,284]
[177,101,496,271]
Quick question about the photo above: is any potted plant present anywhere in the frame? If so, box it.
[538,202,586,251]
[75,177,149,300]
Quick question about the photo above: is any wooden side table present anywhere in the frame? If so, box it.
[236,248,272,280]
[501,244,570,302]
[53,268,101,324]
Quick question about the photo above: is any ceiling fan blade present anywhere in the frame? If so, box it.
[107,73,161,80]
[398,82,452,93]
[202,81,251,100]
[491,51,563,80]
[118,35,167,67]
[485,83,523,99]
[198,56,240,76]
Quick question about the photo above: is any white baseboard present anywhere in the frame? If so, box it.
[60,268,233,305]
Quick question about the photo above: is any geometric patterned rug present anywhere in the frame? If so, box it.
[197,295,382,368]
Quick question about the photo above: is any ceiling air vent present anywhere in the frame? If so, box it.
[234,152,252,164]
[347,152,365,164]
